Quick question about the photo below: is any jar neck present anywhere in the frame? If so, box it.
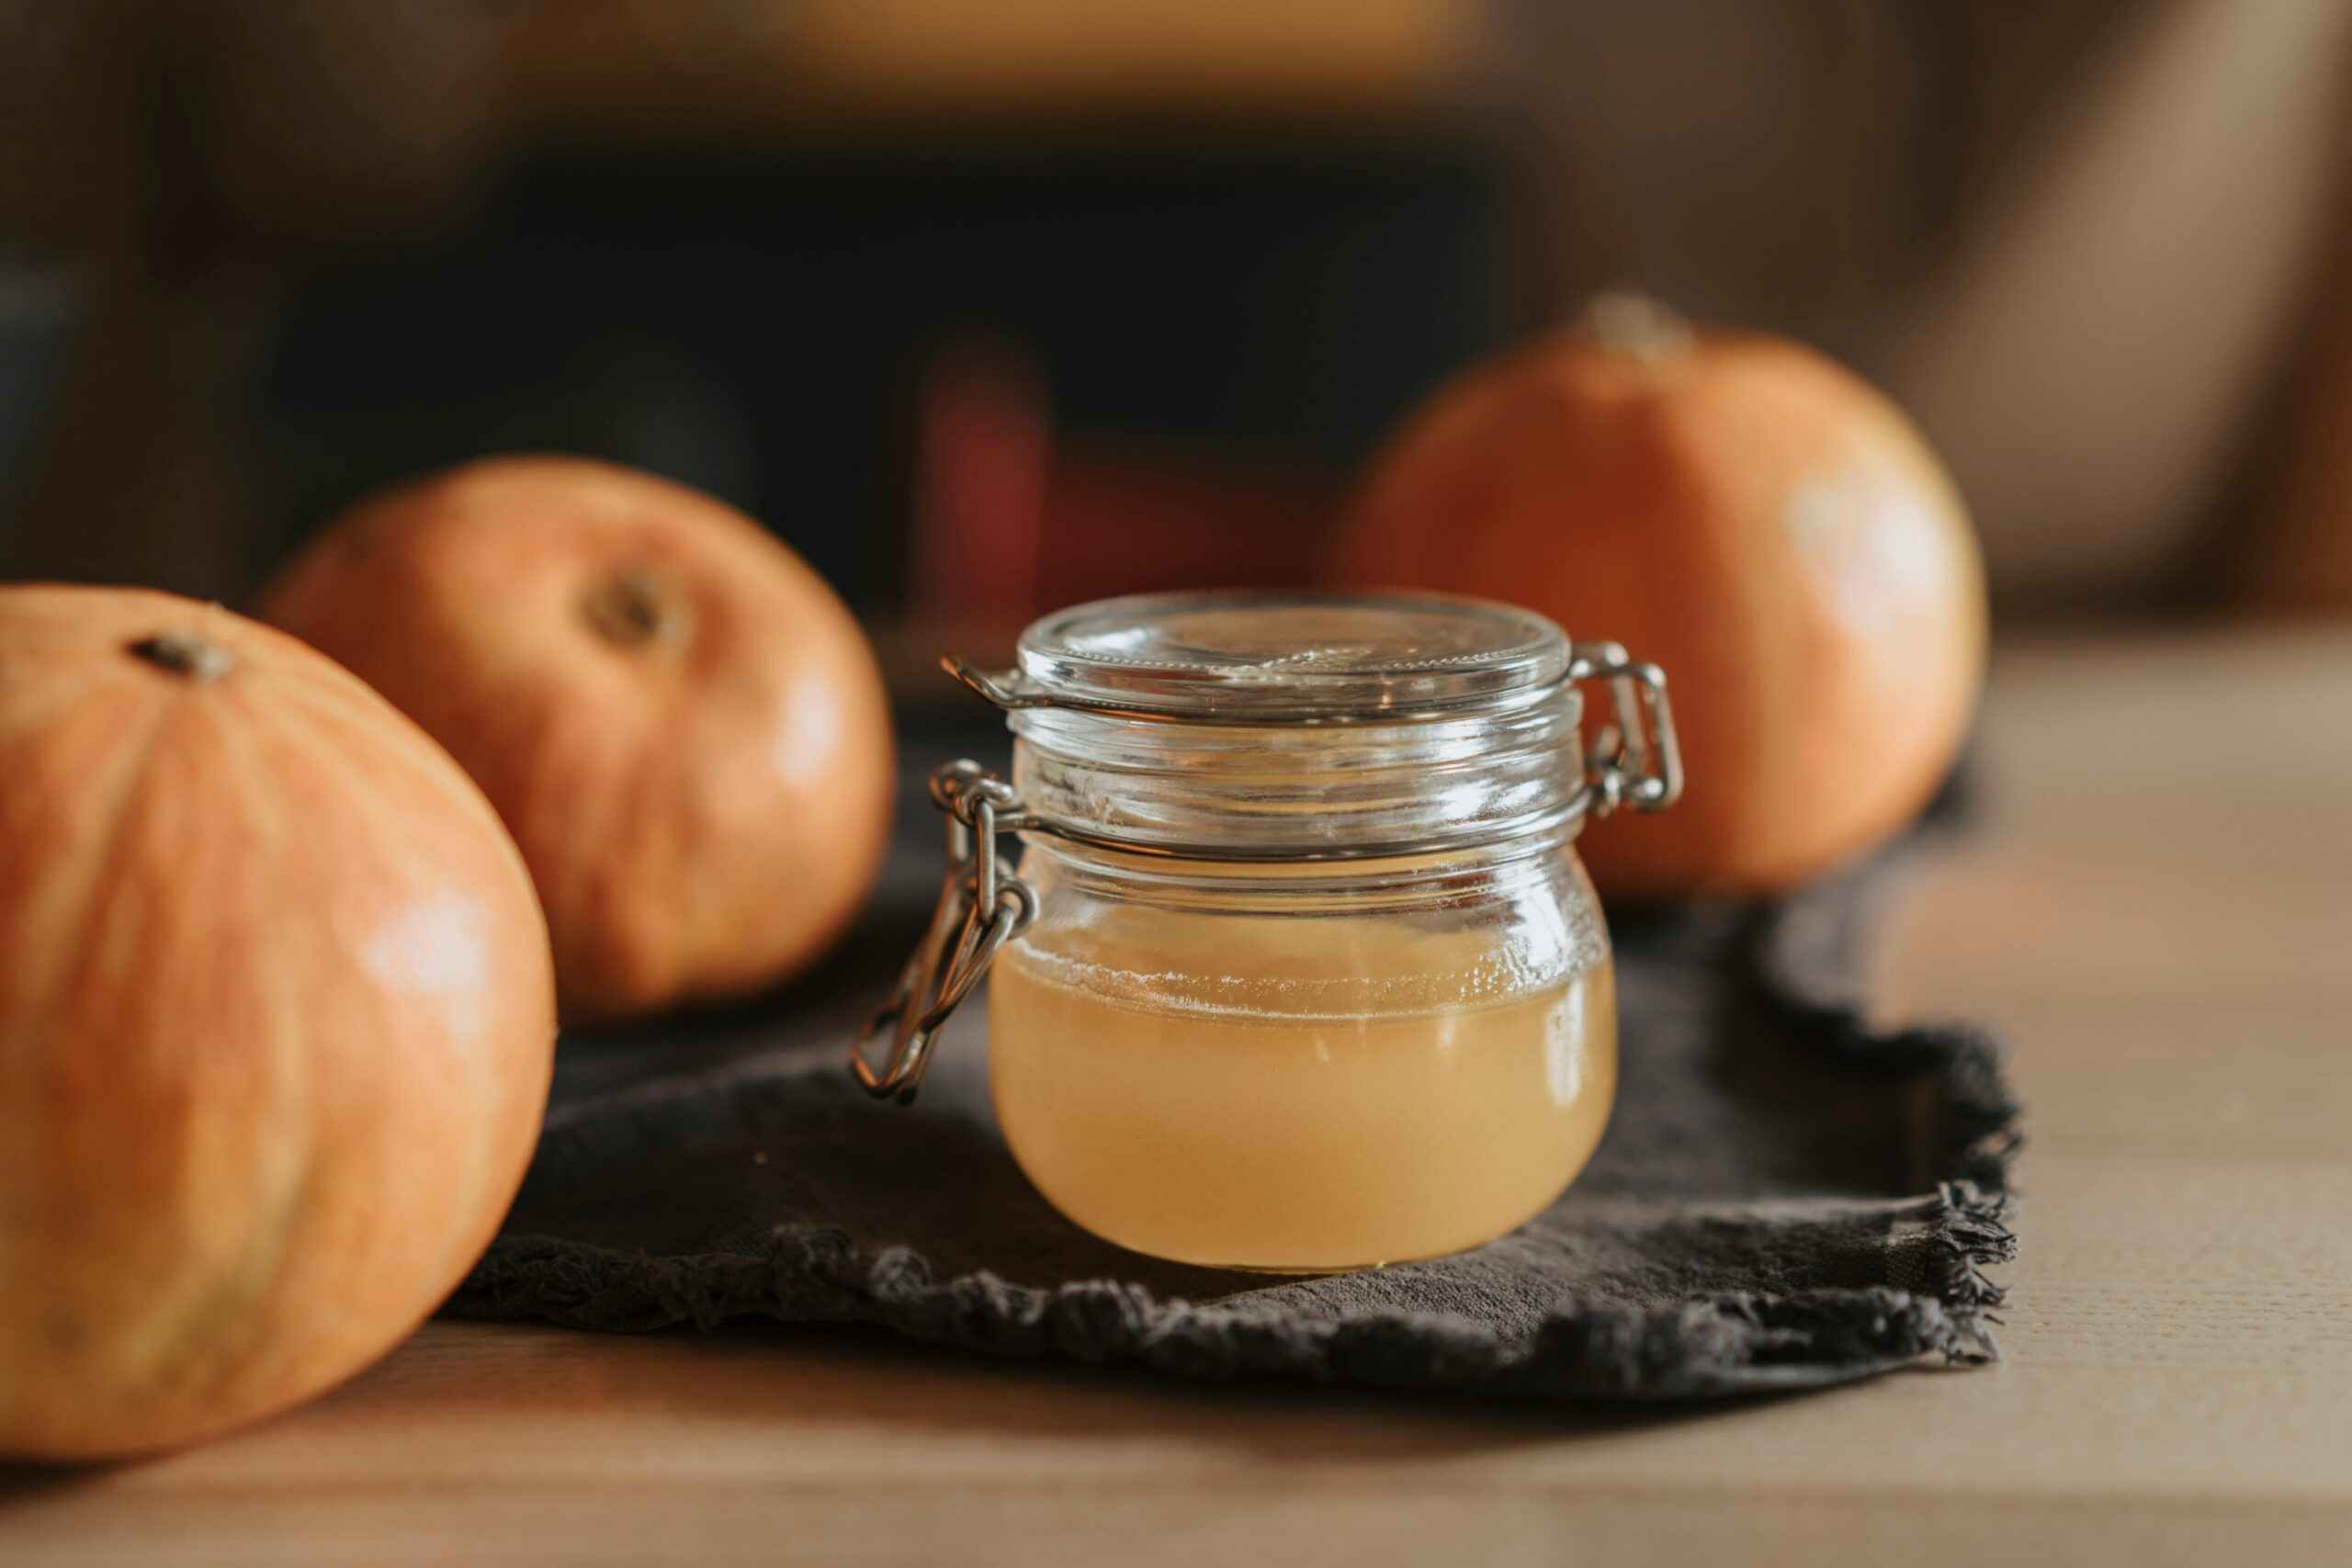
[1005,683,1587,863]
[1014,829,1582,916]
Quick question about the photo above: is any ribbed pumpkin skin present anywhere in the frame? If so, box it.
[0,586,555,1460]
[260,457,896,1023]
[1326,327,1985,900]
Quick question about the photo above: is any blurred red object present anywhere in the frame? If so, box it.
[910,340,1338,627]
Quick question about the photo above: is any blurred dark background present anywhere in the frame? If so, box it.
[7,0,2352,668]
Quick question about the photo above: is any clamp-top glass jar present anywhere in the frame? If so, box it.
[854,591,1679,1272]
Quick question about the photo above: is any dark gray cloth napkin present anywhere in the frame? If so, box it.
[447,807,2019,1404]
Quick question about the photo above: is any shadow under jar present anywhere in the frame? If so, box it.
[855,591,1680,1273]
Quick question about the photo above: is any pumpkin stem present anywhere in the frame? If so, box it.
[130,630,233,682]
[1579,291,1695,364]
[581,568,696,649]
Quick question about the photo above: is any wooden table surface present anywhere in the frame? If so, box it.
[6,626,2350,1565]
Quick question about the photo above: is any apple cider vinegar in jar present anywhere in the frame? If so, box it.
[854,592,1679,1272]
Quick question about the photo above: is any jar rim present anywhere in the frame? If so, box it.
[1004,671,1588,861]
[961,589,1574,724]
[937,591,1680,863]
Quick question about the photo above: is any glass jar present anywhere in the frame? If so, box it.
[854,591,1679,1273]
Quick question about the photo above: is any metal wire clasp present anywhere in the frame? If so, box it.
[850,761,1038,1105]
[1566,642,1683,818]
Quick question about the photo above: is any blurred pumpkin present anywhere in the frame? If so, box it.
[1325,296,1985,899]
[0,586,554,1459]
[261,457,895,1021]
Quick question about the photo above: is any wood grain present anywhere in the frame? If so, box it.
[6,626,2350,1564]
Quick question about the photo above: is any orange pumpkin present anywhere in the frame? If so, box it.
[1326,297,1986,899]
[261,457,896,1021]
[0,586,554,1459]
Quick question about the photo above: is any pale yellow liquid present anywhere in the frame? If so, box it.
[989,905,1614,1271]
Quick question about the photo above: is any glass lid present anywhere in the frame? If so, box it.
[965,590,1571,721]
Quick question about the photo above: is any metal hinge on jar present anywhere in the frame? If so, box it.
[1564,641,1683,818]
[848,761,1037,1105]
